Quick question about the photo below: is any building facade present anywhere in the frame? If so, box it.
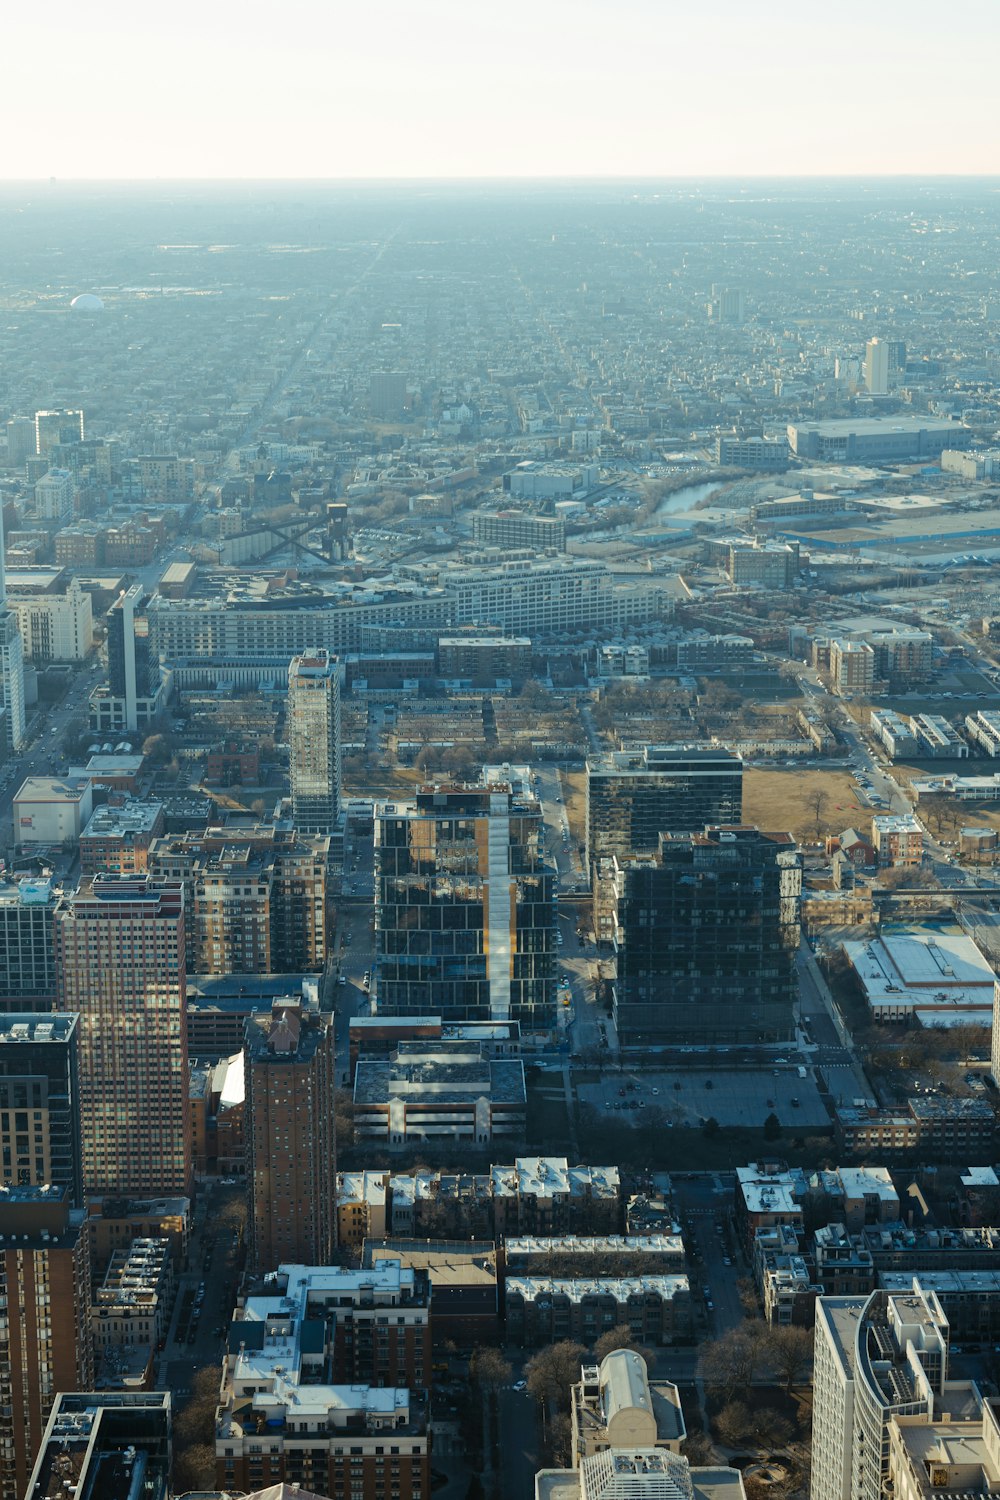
[376,781,556,1029]
[53,876,190,1195]
[614,827,802,1048]
[288,650,341,835]
[244,1000,337,1272]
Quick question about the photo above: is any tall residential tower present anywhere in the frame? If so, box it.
[244,999,337,1272]
[288,650,341,835]
[53,876,190,1195]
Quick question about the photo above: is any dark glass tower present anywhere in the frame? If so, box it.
[614,825,801,1048]
[376,781,555,1029]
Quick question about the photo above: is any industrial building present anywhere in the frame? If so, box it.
[842,930,996,1026]
[787,416,969,463]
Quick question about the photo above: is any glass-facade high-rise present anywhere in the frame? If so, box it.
[614,825,801,1048]
[376,781,555,1029]
[586,744,744,873]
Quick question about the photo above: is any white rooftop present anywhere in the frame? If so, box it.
[843,930,996,1020]
[961,1166,1000,1188]
[507,1275,690,1303]
[836,1166,899,1203]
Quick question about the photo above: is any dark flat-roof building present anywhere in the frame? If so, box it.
[614,826,801,1048]
[25,1392,171,1500]
[0,1012,81,1205]
[586,745,744,874]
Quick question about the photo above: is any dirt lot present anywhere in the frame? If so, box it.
[744,767,863,841]
[561,768,587,846]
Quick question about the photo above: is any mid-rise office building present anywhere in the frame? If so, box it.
[726,539,799,589]
[25,1392,172,1500]
[244,999,337,1272]
[288,650,341,835]
[0,1013,81,1205]
[53,876,190,1195]
[586,746,743,874]
[34,408,84,457]
[0,1186,93,1500]
[376,780,556,1028]
[614,826,802,1048]
[472,510,567,552]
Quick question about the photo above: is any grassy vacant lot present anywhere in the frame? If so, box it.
[743,767,862,841]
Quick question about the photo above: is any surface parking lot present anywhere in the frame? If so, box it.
[577,1065,830,1129]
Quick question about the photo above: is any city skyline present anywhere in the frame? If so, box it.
[2,0,998,179]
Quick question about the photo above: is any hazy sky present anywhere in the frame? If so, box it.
[6,0,999,179]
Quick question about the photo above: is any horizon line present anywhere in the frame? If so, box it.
[3,172,1000,184]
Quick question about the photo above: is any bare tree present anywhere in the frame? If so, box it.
[470,1345,512,1486]
[715,1399,752,1447]
[526,1340,587,1418]
[768,1325,813,1392]
[593,1323,653,1368]
[699,1324,770,1401]
[737,1277,761,1317]
[809,788,829,835]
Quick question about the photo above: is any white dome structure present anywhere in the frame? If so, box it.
[70,293,105,312]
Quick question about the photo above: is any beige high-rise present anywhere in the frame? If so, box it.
[54,875,190,1195]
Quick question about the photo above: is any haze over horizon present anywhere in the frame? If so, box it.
[4,0,998,181]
